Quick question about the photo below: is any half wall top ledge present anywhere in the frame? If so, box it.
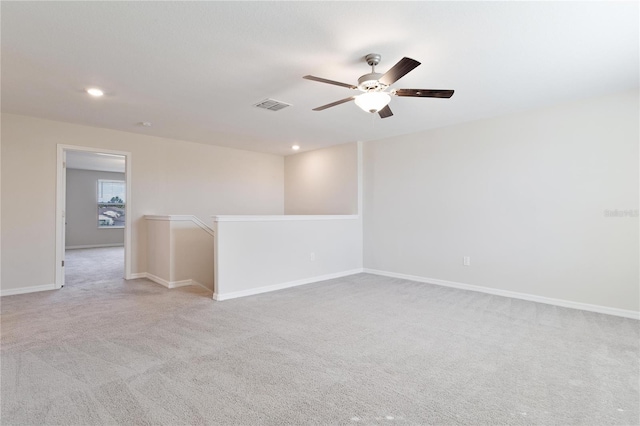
[212,215,358,222]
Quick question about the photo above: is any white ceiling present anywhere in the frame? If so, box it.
[1,2,638,156]
[66,151,125,174]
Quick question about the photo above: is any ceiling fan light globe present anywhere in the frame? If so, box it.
[355,92,391,114]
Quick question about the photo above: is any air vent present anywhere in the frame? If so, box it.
[253,98,291,111]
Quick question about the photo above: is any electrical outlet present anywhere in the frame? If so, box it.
[310,252,316,261]
[463,256,471,266]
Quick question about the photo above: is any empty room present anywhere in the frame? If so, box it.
[1,2,638,425]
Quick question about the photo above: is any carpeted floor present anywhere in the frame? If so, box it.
[64,246,125,286]
[1,274,638,425]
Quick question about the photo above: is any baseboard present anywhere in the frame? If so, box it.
[129,272,212,292]
[363,268,640,320]
[190,280,214,293]
[213,268,364,301]
[128,272,147,280]
[142,273,189,289]
[66,244,124,250]
[0,283,57,297]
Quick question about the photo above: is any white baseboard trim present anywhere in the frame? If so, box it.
[190,280,214,293]
[66,243,124,250]
[143,273,191,289]
[128,272,212,292]
[363,268,640,320]
[0,283,57,297]
[128,272,147,280]
[213,268,364,301]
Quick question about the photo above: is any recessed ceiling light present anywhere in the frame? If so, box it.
[292,145,300,151]
[139,122,152,127]
[86,88,104,97]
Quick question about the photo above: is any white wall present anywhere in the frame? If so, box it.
[1,114,284,292]
[145,216,214,291]
[285,142,358,215]
[213,216,362,299]
[173,220,214,291]
[66,169,125,248]
[364,90,639,312]
[146,218,171,283]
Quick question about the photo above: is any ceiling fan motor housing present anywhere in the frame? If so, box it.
[357,73,388,92]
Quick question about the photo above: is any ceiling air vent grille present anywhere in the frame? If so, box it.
[253,98,291,111]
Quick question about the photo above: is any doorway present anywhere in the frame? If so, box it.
[55,145,132,289]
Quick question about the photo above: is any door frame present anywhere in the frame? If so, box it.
[55,144,133,289]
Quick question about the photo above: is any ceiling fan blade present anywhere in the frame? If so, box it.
[379,57,421,86]
[303,75,357,90]
[394,89,455,98]
[378,105,393,118]
[312,96,356,111]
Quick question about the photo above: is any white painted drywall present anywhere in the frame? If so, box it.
[213,216,362,298]
[145,216,214,291]
[284,143,358,215]
[1,114,284,292]
[364,90,639,312]
[172,220,214,291]
[146,218,171,283]
[66,169,125,248]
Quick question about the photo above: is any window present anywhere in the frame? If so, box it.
[98,179,125,228]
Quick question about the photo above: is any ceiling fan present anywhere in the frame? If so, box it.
[303,53,454,118]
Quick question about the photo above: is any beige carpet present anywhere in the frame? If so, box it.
[1,274,638,425]
[65,246,124,286]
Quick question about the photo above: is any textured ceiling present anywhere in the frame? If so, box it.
[1,2,638,155]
